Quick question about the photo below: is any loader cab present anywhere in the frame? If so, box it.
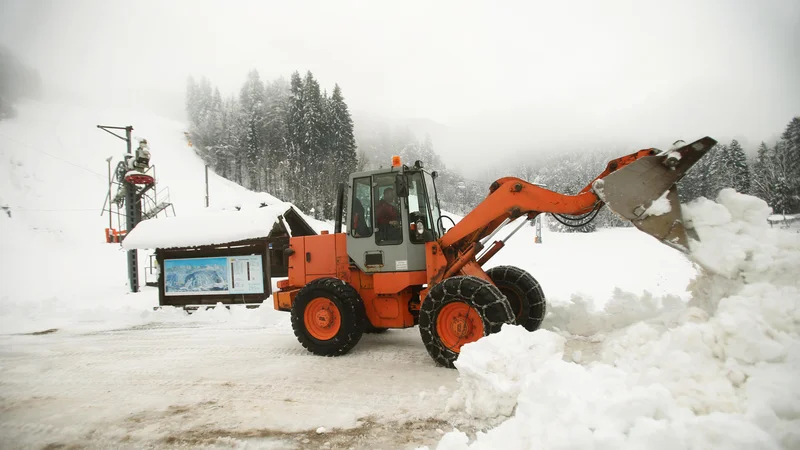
[346,158,442,273]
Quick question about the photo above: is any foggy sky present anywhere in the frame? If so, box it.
[2,0,798,175]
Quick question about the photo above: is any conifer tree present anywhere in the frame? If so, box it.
[239,69,267,190]
[301,71,325,216]
[287,71,305,205]
[264,77,289,195]
[327,84,358,216]
[781,117,800,211]
[751,142,774,205]
[728,139,750,194]
[186,76,200,125]
[782,117,800,180]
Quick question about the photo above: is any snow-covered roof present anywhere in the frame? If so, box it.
[121,202,307,250]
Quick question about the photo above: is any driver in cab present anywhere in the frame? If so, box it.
[376,187,401,240]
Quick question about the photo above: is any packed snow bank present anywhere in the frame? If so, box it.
[427,190,800,450]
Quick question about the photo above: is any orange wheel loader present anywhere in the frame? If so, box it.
[273,137,717,367]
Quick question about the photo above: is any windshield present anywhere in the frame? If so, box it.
[423,171,442,237]
[407,171,441,243]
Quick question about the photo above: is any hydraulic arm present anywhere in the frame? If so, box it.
[433,137,717,281]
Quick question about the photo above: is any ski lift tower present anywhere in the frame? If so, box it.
[98,125,142,292]
[98,125,174,293]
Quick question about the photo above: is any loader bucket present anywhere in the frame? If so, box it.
[592,136,717,253]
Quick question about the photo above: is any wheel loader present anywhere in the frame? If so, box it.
[273,137,717,367]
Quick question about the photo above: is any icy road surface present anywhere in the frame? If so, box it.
[0,316,463,449]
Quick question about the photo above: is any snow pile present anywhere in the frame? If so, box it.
[684,189,795,284]
[426,189,800,450]
[443,326,567,419]
[544,288,685,337]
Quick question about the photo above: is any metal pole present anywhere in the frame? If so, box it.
[205,164,209,207]
[124,126,139,293]
[535,214,543,243]
[106,157,113,229]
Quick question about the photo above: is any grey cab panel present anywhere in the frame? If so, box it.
[345,164,442,274]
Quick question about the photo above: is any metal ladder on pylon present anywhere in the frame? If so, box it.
[101,162,176,243]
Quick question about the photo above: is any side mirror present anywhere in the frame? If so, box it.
[395,174,409,197]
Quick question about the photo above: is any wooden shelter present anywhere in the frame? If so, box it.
[122,205,317,309]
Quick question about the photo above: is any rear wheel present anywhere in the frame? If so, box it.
[485,265,547,332]
[419,276,515,368]
[291,278,366,356]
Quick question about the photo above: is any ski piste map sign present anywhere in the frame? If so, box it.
[163,255,264,297]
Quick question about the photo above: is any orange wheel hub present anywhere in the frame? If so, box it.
[304,297,341,340]
[436,302,485,352]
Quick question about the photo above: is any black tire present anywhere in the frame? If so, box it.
[419,275,515,368]
[291,277,366,356]
[485,265,546,332]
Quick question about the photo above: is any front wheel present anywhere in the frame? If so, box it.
[291,278,366,356]
[419,276,515,368]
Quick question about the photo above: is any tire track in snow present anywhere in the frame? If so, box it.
[0,341,436,366]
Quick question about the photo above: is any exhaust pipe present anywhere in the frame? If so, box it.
[592,136,717,252]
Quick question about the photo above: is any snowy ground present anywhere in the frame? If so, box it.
[1,100,798,449]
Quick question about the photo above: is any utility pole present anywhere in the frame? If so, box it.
[97,124,139,293]
[205,164,209,207]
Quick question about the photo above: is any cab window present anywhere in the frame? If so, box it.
[374,173,402,245]
[350,177,372,238]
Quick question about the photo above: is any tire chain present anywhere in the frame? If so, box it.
[419,275,515,368]
[486,265,547,331]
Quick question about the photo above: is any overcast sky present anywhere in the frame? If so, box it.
[2,0,798,173]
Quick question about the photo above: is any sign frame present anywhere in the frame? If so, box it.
[155,239,271,307]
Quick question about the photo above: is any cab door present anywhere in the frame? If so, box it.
[346,171,414,273]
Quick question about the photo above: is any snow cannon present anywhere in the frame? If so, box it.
[592,136,717,253]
